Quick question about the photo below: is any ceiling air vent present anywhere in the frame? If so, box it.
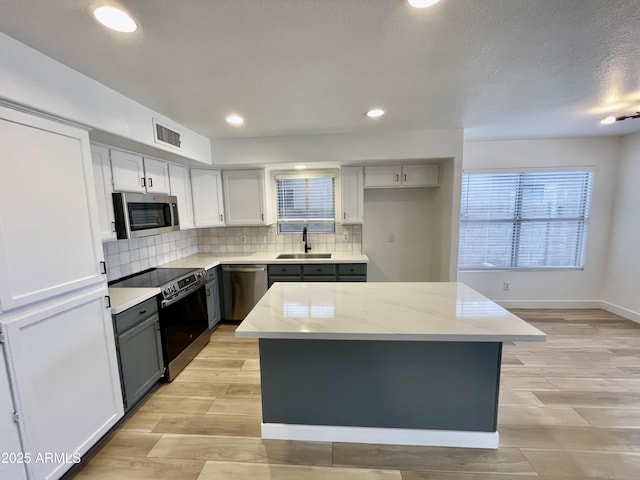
[152,119,181,149]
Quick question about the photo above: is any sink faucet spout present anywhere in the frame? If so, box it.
[302,227,312,253]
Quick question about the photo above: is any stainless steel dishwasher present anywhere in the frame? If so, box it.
[221,265,269,321]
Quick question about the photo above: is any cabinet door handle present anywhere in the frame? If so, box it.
[261,213,264,220]
[148,177,153,188]
[138,310,147,315]
[395,173,399,182]
[104,295,111,308]
[111,221,116,233]
[141,177,146,187]
[404,173,407,182]
[206,288,211,296]
[99,261,107,274]
[343,212,346,220]
[220,214,223,221]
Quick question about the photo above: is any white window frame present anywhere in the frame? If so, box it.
[458,168,594,271]
[274,170,338,235]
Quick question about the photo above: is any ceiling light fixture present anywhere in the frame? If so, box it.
[225,114,245,126]
[366,109,385,118]
[600,112,640,125]
[92,6,138,33]
[294,165,307,170]
[407,0,442,8]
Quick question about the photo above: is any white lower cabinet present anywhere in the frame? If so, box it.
[1,287,124,480]
[0,343,27,480]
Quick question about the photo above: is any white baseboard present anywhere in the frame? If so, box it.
[261,423,499,449]
[496,300,602,309]
[601,301,640,325]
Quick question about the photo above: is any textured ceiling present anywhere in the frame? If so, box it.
[0,0,639,140]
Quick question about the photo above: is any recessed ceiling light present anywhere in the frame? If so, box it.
[600,116,616,125]
[366,109,385,118]
[408,0,441,8]
[294,165,307,170]
[92,6,138,33]
[226,114,245,126]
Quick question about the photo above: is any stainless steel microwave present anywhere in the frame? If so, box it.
[112,192,180,239]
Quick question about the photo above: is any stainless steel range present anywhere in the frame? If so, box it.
[110,267,209,381]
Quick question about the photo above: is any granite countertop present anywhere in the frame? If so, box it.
[108,287,160,315]
[161,252,369,271]
[235,282,547,342]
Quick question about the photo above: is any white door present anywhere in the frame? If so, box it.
[0,343,27,480]
[364,165,401,188]
[402,164,439,187]
[223,170,265,225]
[191,169,225,227]
[110,149,146,193]
[168,164,195,229]
[0,107,106,311]
[341,166,363,224]
[91,144,117,241]
[2,287,123,480]
[144,157,170,194]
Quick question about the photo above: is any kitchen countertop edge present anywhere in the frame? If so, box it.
[108,287,161,315]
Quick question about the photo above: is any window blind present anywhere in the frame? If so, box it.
[276,175,335,233]
[458,171,593,270]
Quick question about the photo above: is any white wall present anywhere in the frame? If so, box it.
[363,188,439,282]
[603,132,640,320]
[0,33,211,165]
[459,137,620,307]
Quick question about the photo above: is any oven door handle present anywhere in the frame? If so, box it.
[160,281,206,309]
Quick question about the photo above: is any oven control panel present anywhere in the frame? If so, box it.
[161,269,206,306]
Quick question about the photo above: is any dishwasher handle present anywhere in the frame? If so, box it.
[222,266,267,273]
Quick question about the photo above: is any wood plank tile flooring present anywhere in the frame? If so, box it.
[72,309,640,479]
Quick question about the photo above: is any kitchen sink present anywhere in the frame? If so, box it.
[276,253,332,259]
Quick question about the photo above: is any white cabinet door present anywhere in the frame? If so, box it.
[0,344,27,480]
[341,166,364,224]
[191,169,225,227]
[144,157,170,194]
[402,164,439,187]
[2,287,123,480]
[110,149,146,193]
[169,164,195,229]
[223,170,266,225]
[364,165,401,188]
[91,144,117,241]
[0,107,106,311]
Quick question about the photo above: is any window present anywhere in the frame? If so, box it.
[458,171,593,270]
[276,173,335,234]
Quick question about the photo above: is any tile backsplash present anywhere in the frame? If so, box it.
[104,225,362,281]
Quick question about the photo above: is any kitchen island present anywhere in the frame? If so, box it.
[236,282,546,449]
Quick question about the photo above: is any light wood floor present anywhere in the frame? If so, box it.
[72,309,640,480]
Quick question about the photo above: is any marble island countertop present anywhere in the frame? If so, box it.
[235,282,547,342]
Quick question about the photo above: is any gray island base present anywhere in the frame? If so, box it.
[236,282,546,449]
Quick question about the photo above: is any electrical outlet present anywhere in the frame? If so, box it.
[343,232,349,241]
[240,235,247,244]
[503,281,510,291]
[388,234,395,243]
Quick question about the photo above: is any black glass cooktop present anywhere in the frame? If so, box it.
[109,268,196,288]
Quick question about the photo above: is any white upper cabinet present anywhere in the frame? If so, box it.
[110,149,146,193]
[2,287,123,480]
[0,106,106,311]
[222,170,269,226]
[168,164,195,229]
[91,144,117,241]
[364,164,439,188]
[364,165,401,188]
[191,169,225,227]
[400,164,439,187]
[143,157,170,194]
[341,166,364,224]
[111,150,170,194]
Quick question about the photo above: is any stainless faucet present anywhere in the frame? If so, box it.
[302,227,312,253]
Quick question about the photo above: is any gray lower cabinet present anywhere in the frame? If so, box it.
[113,299,164,411]
[205,266,222,329]
[268,263,367,286]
